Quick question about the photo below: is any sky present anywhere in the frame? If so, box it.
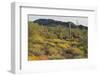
[28,15,88,26]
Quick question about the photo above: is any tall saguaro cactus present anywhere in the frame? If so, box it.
[69,22,72,39]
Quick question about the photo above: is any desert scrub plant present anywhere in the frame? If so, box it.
[29,49,46,56]
[28,41,33,48]
[28,55,48,60]
[48,39,67,44]
[32,44,43,49]
[44,32,58,39]
[46,42,56,47]
[28,22,42,35]
[29,34,44,43]
[28,55,41,60]
[63,48,84,58]
[48,54,65,59]
[39,55,48,60]
[47,47,59,55]
[57,43,70,49]
[71,48,84,56]
[71,41,79,47]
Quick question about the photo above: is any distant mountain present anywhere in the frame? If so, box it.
[33,19,88,30]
